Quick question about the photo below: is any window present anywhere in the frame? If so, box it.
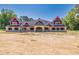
[61,28,64,30]
[8,28,12,30]
[15,28,18,30]
[54,20,61,24]
[11,22,19,25]
[12,22,17,24]
[30,28,34,31]
[52,28,55,30]
[55,21,60,24]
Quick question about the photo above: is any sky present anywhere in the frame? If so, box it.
[0,4,76,21]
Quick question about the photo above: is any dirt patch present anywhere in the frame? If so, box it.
[0,31,79,55]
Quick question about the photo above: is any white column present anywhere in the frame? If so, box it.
[6,27,8,31]
[34,27,36,32]
[42,27,44,32]
[26,27,29,31]
[18,27,20,31]
[49,27,52,32]
[65,27,67,30]
[12,27,15,31]
[59,27,61,31]
[64,27,67,31]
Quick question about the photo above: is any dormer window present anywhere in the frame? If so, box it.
[54,20,61,24]
[11,22,18,25]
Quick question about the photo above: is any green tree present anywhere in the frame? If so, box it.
[63,4,79,30]
[63,8,78,30]
[0,8,17,29]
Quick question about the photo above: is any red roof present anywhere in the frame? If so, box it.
[11,17,18,21]
[55,16,61,20]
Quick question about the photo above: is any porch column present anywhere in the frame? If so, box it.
[49,27,52,32]
[34,27,36,32]
[33,26,36,32]
[6,27,9,31]
[42,26,44,32]
[27,27,30,31]
[64,27,66,31]
[12,27,15,31]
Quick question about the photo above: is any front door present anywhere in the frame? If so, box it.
[36,27,42,32]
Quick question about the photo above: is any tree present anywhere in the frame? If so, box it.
[0,8,17,29]
[63,4,79,30]
[63,8,77,30]
[75,4,79,13]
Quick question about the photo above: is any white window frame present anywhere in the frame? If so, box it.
[11,22,19,25]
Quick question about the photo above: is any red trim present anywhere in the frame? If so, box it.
[11,18,18,21]
[24,23,30,26]
[11,17,19,25]
[53,16,62,24]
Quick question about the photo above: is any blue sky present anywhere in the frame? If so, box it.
[0,4,76,21]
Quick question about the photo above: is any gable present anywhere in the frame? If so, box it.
[35,21,44,25]
[24,23,29,26]
[53,16,62,24]
[10,18,19,25]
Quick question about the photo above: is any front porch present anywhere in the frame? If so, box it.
[6,25,66,32]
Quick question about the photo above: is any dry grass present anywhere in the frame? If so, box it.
[0,31,79,55]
